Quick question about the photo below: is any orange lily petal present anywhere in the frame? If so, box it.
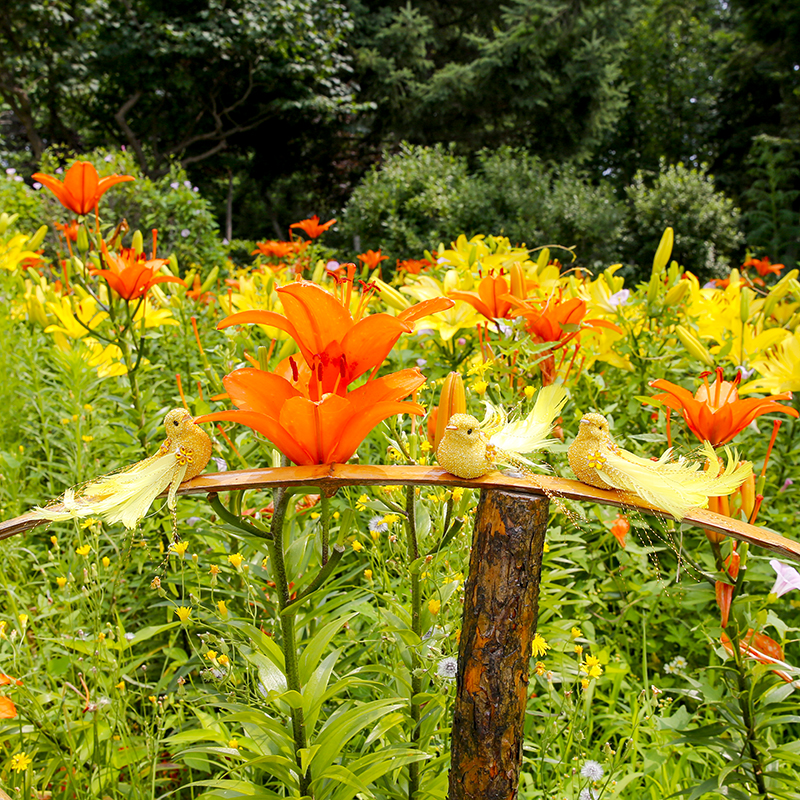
[223,369,301,416]
[448,290,494,320]
[396,296,455,323]
[348,367,427,406]
[278,281,353,355]
[340,314,412,384]
[0,696,17,719]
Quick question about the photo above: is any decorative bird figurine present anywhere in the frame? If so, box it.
[33,409,212,530]
[567,412,752,521]
[436,384,568,479]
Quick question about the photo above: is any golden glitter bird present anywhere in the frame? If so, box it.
[33,409,212,529]
[436,384,568,479]
[567,412,752,520]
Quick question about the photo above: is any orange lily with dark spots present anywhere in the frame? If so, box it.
[742,256,784,277]
[650,367,798,446]
[33,161,134,216]
[449,273,515,321]
[252,240,309,259]
[508,295,620,344]
[218,280,453,397]
[93,240,185,301]
[289,215,336,239]
[195,367,426,465]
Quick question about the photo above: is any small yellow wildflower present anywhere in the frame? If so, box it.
[472,379,488,395]
[383,514,400,525]
[80,518,97,529]
[228,739,239,750]
[543,542,550,553]
[260,557,269,569]
[588,664,603,678]
[97,632,106,642]
[333,511,340,520]
[0,621,6,638]
[535,661,546,676]
[115,681,125,690]
[228,553,243,569]
[76,544,91,556]
[217,599,228,617]
[451,487,464,502]
[370,529,380,541]
[364,569,373,580]
[175,606,191,623]
[83,404,93,412]
[352,540,364,552]
[531,633,550,658]
[151,576,162,589]
[60,417,71,425]
[56,576,67,589]
[574,644,583,655]
[18,614,28,628]
[10,752,33,772]
[571,627,582,639]
[218,654,230,666]
[50,535,58,547]
[356,493,370,511]
[524,385,537,400]
[581,678,590,690]
[420,440,432,452]
[209,564,220,576]
[170,541,189,557]
[72,413,78,422]
[310,512,320,520]
[81,435,94,443]
[101,556,110,568]
[205,651,218,661]
[428,598,441,614]
[149,695,157,703]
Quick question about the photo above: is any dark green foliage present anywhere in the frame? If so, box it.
[624,160,744,281]
[341,143,627,268]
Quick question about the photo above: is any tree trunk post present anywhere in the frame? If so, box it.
[448,489,549,800]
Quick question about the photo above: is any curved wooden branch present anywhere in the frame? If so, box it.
[1,465,798,562]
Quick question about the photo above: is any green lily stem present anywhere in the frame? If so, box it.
[281,545,346,617]
[405,484,421,800]
[320,494,330,566]
[206,493,272,540]
[268,484,312,797]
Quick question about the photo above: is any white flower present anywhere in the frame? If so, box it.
[580,760,604,781]
[436,657,458,680]
[368,516,388,533]
[769,559,800,597]
[607,289,630,307]
[664,655,688,674]
[579,790,599,800]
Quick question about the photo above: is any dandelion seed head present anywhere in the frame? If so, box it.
[580,760,604,781]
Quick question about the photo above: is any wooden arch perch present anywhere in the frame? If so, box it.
[1,464,798,561]
[2,464,797,800]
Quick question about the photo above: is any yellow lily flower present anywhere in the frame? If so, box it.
[400,274,483,341]
[742,332,800,394]
[45,296,108,341]
[82,338,129,377]
[132,302,179,328]
[0,232,41,272]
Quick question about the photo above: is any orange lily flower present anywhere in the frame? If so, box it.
[0,673,21,719]
[509,295,620,344]
[54,220,80,243]
[397,258,433,275]
[252,240,309,259]
[650,367,798,446]
[218,280,453,397]
[93,240,185,301]
[357,249,389,271]
[742,256,784,277]
[449,273,516,321]
[721,629,794,682]
[33,161,134,215]
[195,367,426,465]
[289,215,336,239]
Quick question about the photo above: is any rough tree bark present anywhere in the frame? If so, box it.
[448,489,549,800]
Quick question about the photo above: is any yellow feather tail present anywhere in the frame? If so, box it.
[490,383,569,455]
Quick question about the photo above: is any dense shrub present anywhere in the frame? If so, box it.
[624,160,744,281]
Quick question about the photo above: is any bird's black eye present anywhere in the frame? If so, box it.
[467,428,473,435]
[173,419,179,426]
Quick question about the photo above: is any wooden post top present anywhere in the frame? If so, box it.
[2,464,798,562]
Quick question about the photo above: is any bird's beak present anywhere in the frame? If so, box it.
[444,423,458,431]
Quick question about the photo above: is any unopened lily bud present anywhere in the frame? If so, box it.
[675,325,715,367]
[374,279,410,311]
[740,286,753,323]
[76,224,89,253]
[28,225,48,250]
[0,212,19,234]
[653,227,674,276]
[168,254,179,274]
[131,229,144,255]
[510,261,527,299]
[664,280,689,306]
[433,372,466,452]
[739,468,756,518]
[199,266,220,294]
[536,248,550,272]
